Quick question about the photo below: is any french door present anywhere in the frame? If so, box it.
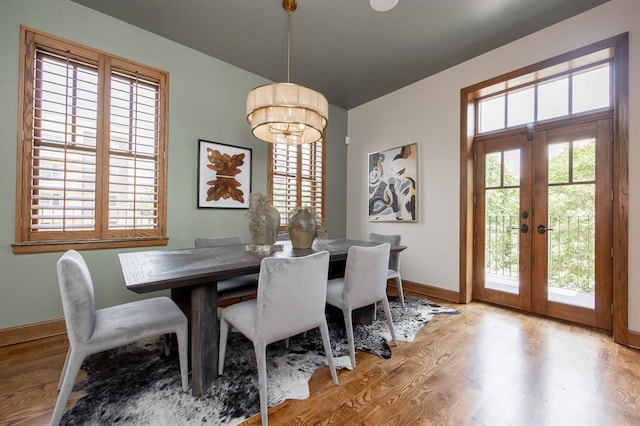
[474,118,613,330]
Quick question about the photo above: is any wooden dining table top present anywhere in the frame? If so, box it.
[119,238,406,294]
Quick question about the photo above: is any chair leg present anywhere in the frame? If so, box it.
[218,317,230,375]
[319,321,339,385]
[254,341,269,426]
[176,327,189,392]
[396,275,405,307]
[50,349,85,426]
[381,297,398,345]
[342,309,356,369]
[284,330,305,348]
[57,347,71,390]
[163,333,171,356]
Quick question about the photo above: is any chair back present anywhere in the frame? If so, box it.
[255,251,330,343]
[369,232,401,271]
[194,235,243,248]
[56,250,96,345]
[343,243,391,309]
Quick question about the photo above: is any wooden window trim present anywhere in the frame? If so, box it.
[13,26,169,254]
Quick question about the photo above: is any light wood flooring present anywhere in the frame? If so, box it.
[2,297,640,425]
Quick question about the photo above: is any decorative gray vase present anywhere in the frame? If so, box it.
[288,207,317,249]
[246,193,280,246]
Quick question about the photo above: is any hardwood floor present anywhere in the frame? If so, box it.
[2,297,640,425]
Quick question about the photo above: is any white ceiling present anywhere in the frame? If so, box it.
[71,0,609,110]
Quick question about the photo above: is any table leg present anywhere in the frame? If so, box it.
[190,284,218,397]
[352,304,376,324]
[327,303,375,325]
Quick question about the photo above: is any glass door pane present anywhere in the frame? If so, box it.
[546,138,596,309]
[485,150,521,295]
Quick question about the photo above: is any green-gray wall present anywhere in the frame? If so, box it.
[0,0,347,329]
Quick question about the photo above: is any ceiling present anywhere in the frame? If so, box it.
[71,0,609,110]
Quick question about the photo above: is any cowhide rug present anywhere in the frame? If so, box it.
[61,296,459,425]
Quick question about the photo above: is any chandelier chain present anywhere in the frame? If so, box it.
[287,10,291,83]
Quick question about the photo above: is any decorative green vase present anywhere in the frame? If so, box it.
[288,207,317,249]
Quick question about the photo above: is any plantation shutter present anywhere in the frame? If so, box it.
[269,139,325,228]
[108,70,161,232]
[30,49,99,236]
[299,140,324,222]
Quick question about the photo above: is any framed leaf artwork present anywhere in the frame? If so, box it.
[197,139,252,208]
[368,143,417,221]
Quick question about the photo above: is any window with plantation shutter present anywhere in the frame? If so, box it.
[13,27,168,254]
[108,71,162,232]
[268,139,325,229]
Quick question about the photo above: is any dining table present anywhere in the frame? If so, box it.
[118,238,406,396]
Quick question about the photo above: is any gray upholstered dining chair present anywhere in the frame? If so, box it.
[193,235,258,301]
[51,250,188,426]
[326,243,398,369]
[369,232,405,307]
[218,251,338,426]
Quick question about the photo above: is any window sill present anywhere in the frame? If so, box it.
[11,237,169,255]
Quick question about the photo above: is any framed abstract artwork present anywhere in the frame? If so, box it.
[368,143,417,222]
[197,139,252,208]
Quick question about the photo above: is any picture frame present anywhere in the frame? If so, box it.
[197,139,252,209]
[368,143,418,222]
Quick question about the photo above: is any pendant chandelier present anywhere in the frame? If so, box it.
[246,0,328,145]
[370,0,399,12]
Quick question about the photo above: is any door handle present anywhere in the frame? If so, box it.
[511,224,529,234]
[537,224,554,234]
